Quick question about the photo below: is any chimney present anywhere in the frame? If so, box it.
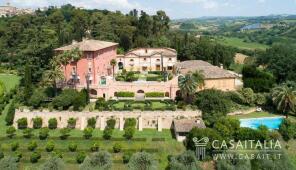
[220,64,224,69]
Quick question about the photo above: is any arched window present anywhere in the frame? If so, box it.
[90,89,97,95]
[130,59,134,62]
[156,59,160,62]
[100,76,106,85]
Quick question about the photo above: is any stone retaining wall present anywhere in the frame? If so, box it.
[14,110,202,131]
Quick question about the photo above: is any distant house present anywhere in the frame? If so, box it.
[117,48,177,72]
[240,23,262,31]
[174,60,237,91]
[173,119,206,142]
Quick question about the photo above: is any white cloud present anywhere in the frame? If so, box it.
[171,0,219,10]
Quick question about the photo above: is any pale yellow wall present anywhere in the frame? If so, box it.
[203,78,236,91]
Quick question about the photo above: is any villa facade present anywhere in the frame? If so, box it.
[116,48,177,72]
[55,39,237,100]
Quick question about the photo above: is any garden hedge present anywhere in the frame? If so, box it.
[115,92,135,97]
[145,92,164,97]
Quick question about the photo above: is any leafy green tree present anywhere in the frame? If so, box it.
[6,126,16,138]
[0,156,18,170]
[242,65,275,92]
[272,85,296,118]
[29,89,47,108]
[5,101,15,125]
[279,119,296,141]
[0,81,6,97]
[195,89,231,126]
[124,127,135,140]
[80,151,112,170]
[41,156,65,170]
[128,152,158,170]
[240,88,255,105]
[24,63,33,104]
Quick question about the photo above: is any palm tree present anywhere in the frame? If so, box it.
[69,48,82,88]
[192,70,205,89]
[178,71,204,103]
[41,60,64,96]
[271,85,296,118]
[110,59,117,79]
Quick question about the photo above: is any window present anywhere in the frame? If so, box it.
[130,59,134,62]
[87,52,93,60]
[143,58,147,61]
[167,66,173,70]
[169,58,172,61]
[88,68,92,73]
[156,59,160,62]
[100,77,107,85]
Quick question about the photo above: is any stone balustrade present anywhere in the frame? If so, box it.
[13,110,202,131]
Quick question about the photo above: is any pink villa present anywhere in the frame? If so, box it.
[55,39,237,100]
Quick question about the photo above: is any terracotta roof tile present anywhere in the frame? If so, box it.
[175,60,236,79]
[55,39,118,52]
[173,119,206,133]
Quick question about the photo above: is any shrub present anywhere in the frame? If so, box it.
[68,143,78,152]
[103,127,113,140]
[23,128,33,138]
[32,117,43,129]
[123,152,132,164]
[41,157,65,170]
[59,128,71,140]
[83,127,93,139]
[0,151,4,159]
[39,128,49,140]
[29,89,47,108]
[116,91,135,97]
[52,89,79,109]
[124,127,135,140]
[28,140,38,151]
[107,118,116,129]
[168,151,201,170]
[113,143,122,153]
[279,119,296,141]
[14,151,22,162]
[11,141,19,151]
[124,118,136,129]
[6,126,16,138]
[87,117,96,128]
[90,142,100,152]
[67,118,77,129]
[235,127,263,141]
[145,92,164,98]
[0,157,19,170]
[5,101,15,125]
[95,97,107,110]
[17,117,28,129]
[127,152,158,170]
[76,152,86,164]
[30,152,41,163]
[240,88,255,105]
[80,151,112,170]
[255,93,267,106]
[46,141,55,152]
[48,118,58,129]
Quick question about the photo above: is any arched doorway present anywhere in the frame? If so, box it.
[136,90,145,101]
[118,62,124,70]
[137,90,144,93]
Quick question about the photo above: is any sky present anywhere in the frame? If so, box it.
[1,0,296,19]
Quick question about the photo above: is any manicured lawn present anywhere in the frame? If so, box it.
[229,111,281,119]
[151,101,167,109]
[0,74,20,91]
[216,37,269,50]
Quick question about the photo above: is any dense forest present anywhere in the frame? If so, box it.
[0,4,235,83]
